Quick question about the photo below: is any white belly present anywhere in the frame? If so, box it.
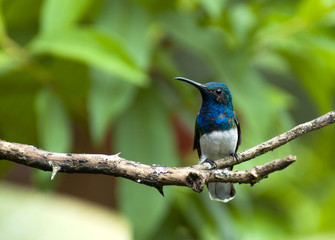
[199,128,238,163]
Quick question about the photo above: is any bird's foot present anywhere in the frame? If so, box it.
[203,159,217,169]
[230,153,239,162]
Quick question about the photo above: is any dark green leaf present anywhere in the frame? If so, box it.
[35,88,72,152]
[114,89,178,240]
[88,69,136,145]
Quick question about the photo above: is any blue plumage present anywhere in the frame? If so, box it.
[176,77,241,202]
[196,82,234,132]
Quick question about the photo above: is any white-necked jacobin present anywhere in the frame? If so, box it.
[176,77,241,202]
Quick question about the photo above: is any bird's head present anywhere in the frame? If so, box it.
[175,77,232,107]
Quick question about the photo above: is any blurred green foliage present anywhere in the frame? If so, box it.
[0,182,131,240]
[0,0,335,239]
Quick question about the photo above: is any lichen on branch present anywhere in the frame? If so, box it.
[0,111,334,195]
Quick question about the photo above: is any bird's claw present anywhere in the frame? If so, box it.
[203,159,217,169]
[230,153,239,162]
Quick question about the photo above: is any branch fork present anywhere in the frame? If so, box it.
[0,111,334,195]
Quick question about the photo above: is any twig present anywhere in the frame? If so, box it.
[0,111,334,194]
[203,110,335,169]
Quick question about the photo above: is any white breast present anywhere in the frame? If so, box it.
[199,128,238,163]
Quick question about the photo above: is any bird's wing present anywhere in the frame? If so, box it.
[234,111,241,153]
[193,116,201,158]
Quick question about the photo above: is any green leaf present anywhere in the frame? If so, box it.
[228,3,257,42]
[88,69,136,145]
[176,193,220,240]
[297,0,335,23]
[114,89,178,240]
[160,12,232,78]
[0,72,38,144]
[35,88,72,152]
[30,28,148,86]
[200,195,237,240]
[0,51,17,76]
[42,58,90,118]
[278,33,335,112]
[199,0,227,20]
[40,0,93,34]
[0,5,6,38]
[1,0,41,32]
[34,88,72,189]
[252,50,291,75]
[95,0,153,70]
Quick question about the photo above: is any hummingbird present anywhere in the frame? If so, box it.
[176,77,241,202]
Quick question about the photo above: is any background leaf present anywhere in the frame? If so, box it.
[0,1,334,239]
[0,182,131,240]
[40,0,93,34]
[34,88,72,189]
[94,0,153,70]
[88,69,136,145]
[35,88,72,152]
[30,28,148,86]
[0,51,17,75]
[114,89,178,240]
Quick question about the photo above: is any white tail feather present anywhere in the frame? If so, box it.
[208,182,235,203]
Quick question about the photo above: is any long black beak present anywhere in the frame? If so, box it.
[175,77,208,93]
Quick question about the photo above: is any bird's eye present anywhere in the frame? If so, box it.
[216,88,222,95]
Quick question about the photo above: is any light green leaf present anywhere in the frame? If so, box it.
[297,0,335,22]
[0,5,6,38]
[95,0,153,70]
[30,28,148,86]
[252,50,291,75]
[40,0,93,34]
[114,89,178,240]
[35,88,72,152]
[0,183,131,240]
[278,33,335,112]
[201,195,237,240]
[228,3,257,42]
[88,69,136,145]
[34,88,72,189]
[199,0,227,20]
[0,51,17,76]
[160,12,233,78]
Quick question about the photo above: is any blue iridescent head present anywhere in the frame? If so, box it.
[176,77,235,132]
[175,77,233,110]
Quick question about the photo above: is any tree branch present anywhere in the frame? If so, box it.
[203,110,335,169]
[0,111,334,194]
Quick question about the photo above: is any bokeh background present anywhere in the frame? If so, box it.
[1,0,335,239]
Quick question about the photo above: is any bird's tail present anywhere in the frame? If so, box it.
[207,182,236,203]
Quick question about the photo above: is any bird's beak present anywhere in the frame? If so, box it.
[175,77,208,93]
